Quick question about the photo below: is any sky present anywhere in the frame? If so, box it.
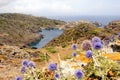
[0,0,120,16]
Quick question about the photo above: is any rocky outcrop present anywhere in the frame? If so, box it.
[111,44,120,52]
[58,20,91,30]
[104,20,120,34]
[92,21,102,27]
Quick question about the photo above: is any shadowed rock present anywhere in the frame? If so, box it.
[111,44,120,52]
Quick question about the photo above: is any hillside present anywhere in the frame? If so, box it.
[46,21,114,47]
[0,13,65,46]
[104,20,120,34]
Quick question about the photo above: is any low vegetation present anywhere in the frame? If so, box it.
[46,23,110,47]
[15,36,120,80]
[0,13,65,46]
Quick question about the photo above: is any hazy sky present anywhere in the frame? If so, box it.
[0,0,120,16]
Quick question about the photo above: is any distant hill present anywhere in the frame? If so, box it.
[0,13,65,46]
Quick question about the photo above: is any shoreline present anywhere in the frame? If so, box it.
[28,28,64,49]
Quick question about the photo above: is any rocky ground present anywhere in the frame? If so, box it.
[0,13,120,80]
[0,41,120,80]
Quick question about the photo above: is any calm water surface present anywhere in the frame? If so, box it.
[31,29,63,48]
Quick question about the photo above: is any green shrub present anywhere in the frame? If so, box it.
[62,44,67,48]
[63,55,72,60]
[46,47,57,53]
[91,30,99,35]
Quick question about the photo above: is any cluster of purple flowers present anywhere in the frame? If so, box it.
[21,59,36,73]
[104,35,115,45]
[15,59,36,80]
[71,44,78,57]
[92,37,103,50]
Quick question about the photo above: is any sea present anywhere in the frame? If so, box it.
[47,15,120,26]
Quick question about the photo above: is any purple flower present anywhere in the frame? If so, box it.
[75,69,84,79]
[28,61,36,68]
[92,37,102,43]
[22,59,29,67]
[72,44,77,50]
[93,42,103,50]
[85,50,93,58]
[72,52,77,57]
[106,37,110,42]
[101,41,104,45]
[104,37,111,45]
[81,40,92,51]
[15,76,22,80]
[111,35,115,41]
[104,40,110,46]
[54,73,60,79]
[20,66,27,73]
[118,34,120,40]
[48,63,57,71]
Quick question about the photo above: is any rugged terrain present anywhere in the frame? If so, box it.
[104,20,120,34]
[0,13,120,79]
[0,13,65,46]
[46,21,113,47]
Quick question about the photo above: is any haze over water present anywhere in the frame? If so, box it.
[47,16,120,26]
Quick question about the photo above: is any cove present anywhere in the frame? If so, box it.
[30,29,63,48]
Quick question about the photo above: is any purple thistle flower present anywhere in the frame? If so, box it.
[48,63,57,71]
[28,61,36,68]
[54,73,60,79]
[104,40,110,46]
[81,40,92,51]
[72,52,77,57]
[75,69,84,79]
[105,37,111,44]
[20,66,27,73]
[15,76,22,80]
[101,40,104,45]
[111,35,115,41]
[92,37,102,43]
[118,34,120,40]
[106,37,110,42]
[85,50,93,58]
[22,59,29,67]
[93,42,103,50]
[72,44,77,50]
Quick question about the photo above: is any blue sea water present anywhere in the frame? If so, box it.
[47,16,120,26]
[31,29,63,48]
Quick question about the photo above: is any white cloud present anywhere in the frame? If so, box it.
[0,0,15,7]
[0,0,120,16]
[0,0,76,16]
